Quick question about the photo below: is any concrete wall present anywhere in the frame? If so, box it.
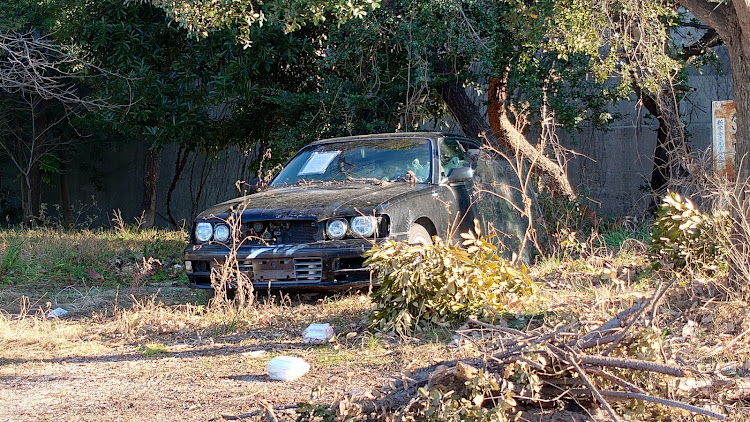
[560,46,733,216]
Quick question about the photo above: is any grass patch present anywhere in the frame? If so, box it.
[0,227,186,287]
[137,342,169,357]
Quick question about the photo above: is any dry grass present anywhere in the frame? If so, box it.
[0,216,748,420]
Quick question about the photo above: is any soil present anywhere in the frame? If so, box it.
[0,285,450,421]
[0,342,392,421]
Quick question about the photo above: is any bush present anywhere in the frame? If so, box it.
[649,192,727,272]
[365,225,536,336]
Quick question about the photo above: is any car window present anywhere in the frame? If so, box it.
[271,138,433,186]
[438,138,468,176]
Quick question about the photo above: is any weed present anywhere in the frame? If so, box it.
[208,202,255,309]
[137,342,169,357]
[0,236,22,278]
[0,227,185,287]
[362,333,382,350]
[111,209,127,234]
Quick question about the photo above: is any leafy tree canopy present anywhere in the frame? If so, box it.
[138,0,380,47]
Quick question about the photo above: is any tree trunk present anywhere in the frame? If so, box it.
[435,82,495,141]
[637,88,689,214]
[166,147,189,229]
[726,38,750,183]
[22,160,42,227]
[487,77,576,198]
[141,146,161,229]
[679,0,750,181]
[680,0,750,283]
[59,150,74,229]
[436,75,576,198]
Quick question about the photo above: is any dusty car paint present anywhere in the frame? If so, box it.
[183,132,519,290]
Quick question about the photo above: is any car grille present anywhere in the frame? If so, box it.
[294,258,323,282]
[243,220,320,245]
[237,257,323,283]
[238,260,253,274]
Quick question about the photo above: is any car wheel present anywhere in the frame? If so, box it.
[408,224,432,245]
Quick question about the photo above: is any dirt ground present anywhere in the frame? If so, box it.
[2,278,749,421]
[0,285,457,422]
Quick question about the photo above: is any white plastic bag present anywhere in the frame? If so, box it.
[46,307,68,318]
[302,323,334,344]
[266,356,310,381]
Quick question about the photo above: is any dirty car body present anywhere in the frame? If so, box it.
[184,132,487,290]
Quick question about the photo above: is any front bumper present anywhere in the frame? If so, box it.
[184,239,380,290]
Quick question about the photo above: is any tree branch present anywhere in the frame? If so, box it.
[679,0,733,39]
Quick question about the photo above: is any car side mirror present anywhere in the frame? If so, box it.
[446,166,473,183]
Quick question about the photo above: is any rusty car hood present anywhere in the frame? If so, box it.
[198,182,434,220]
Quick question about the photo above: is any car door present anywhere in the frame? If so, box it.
[434,136,479,241]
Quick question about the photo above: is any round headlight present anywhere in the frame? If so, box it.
[195,222,213,242]
[326,219,348,240]
[213,224,230,242]
[350,216,376,237]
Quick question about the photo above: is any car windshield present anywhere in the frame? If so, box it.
[271,138,432,187]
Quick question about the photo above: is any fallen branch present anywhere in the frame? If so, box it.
[585,390,725,420]
[578,354,687,377]
[566,349,622,422]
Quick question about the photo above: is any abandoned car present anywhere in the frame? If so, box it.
[184,132,528,290]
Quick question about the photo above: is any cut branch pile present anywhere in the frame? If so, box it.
[225,279,747,421]
[339,281,735,421]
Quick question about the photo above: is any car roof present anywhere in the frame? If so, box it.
[309,131,472,145]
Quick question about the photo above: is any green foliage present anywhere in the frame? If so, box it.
[547,0,683,95]
[0,237,22,279]
[295,401,336,421]
[142,0,380,46]
[649,192,727,271]
[63,0,387,164]
[418,370,513,422]
[365,227,535,336]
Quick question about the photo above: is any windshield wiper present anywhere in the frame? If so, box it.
[345,177,386,184]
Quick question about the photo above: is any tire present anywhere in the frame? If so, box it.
[408,224,433,245]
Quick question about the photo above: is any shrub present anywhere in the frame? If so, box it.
[365,225,536,336]
[649,192,727,271]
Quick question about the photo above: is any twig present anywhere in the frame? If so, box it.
[492,324,573,361]
[221,405,297,420]
[585,368,646,394]
[718,325,750,353]
[261,400,279,422]
[468,317,533,338]
[590,390,725,420]
[396,396,420,422]
[577,301,648,350]
[578,355,686,377]
[648,276,678,323]
[597,277,678,355]
[566,350,622,422]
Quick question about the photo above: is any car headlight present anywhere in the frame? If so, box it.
[326,218,348,240]
[350,216,376,237]
[213,224,230,242]
[195,222,213,242]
